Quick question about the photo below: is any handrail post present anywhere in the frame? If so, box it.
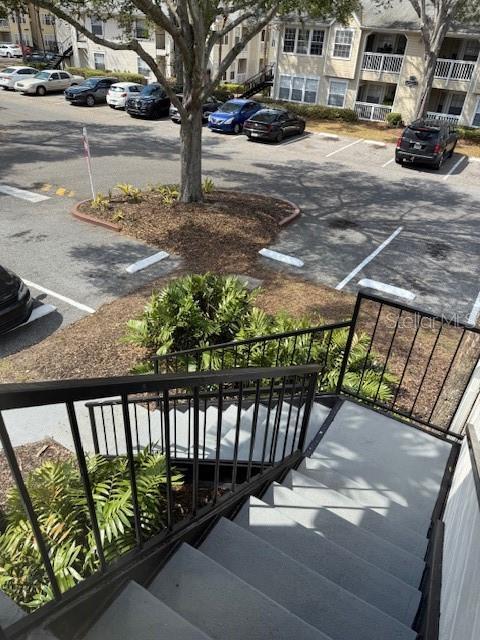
[297,372,319,452]
[335,293,363,395]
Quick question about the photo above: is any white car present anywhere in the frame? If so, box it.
[0,66,37,90]
[0,44,22,58]
[106,82,143,109]
[14,69,83,95]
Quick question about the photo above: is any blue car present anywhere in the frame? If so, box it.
[208,98,262,134]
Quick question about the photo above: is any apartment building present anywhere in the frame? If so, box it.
[0,4,58,50]
[271,0,480,127]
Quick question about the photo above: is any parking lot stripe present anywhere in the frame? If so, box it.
[259,248,304,268]
[335,226,403,290]
[125,251,169,274]
[325,138,364,158]
[357,278,416,301]
[22,279,95,314]
[442,155,467,180]
[467,291,480,326]
[382,158,395,168]
[0,185,50,203]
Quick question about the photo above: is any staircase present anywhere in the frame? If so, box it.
[75,400,451,640]
[239,64,274,99]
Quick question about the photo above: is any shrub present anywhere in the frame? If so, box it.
[0,451,182,609]
[91,193,110,211]
[202,177,215,194]
[116,183,142,202]
[66,66,147,85]
[152,183,180,205]
[386,112,403,128]
[456,126,480,142]
[260,97,358,122]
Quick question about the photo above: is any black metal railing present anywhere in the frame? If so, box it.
[240,63,274,98]
[338,292,480,435]
[0,365,318,632]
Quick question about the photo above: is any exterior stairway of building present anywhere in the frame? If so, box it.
[72,400,452,640]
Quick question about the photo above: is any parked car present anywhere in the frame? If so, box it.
[0,266,33,334]
[25,50,58,64]
[395,119,458,169]
[14,70,83,95]
[0,44,22,58]
[169,93,222,124]
[125,83,170,118]
[208,99,263,134]
[243,108,306,143]
[106,81,143,109]
[0,66,37,90]
[65,76,118,106]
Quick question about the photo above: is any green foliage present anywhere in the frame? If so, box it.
[112,209,125,222]
[125,274,257,355]
[0,451,182,609]
[66,67,147,85]
[153,183,180,205]
[91,193,110,211]
[456,126,480,142]
[386,112,403,128]
[116,183,142,202]
[261,97,358,122]
[202,177,215,194]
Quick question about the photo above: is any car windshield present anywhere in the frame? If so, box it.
[253,111,280,123]
[110,86,126,92]
[405,127,439,141]
[82,78,99,87]
[3,68,16,74]
[141,85,161,96]
[220,102,242,113]
[34,71,50,80]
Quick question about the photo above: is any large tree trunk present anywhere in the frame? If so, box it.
[414,50,439,119]
[179,105,203,202]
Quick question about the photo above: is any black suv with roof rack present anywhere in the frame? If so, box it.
[395,119,458,170]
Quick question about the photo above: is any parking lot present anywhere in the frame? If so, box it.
[1,86,480,354]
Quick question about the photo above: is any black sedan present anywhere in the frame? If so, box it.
[169,94,222,124]
[243,108,305,143]
[126,83,170,119]
[0,266,33,334]
[65,77,118,106]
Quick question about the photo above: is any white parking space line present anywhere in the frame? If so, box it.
[382,158,395,168]
[326,138,364,158]
[442,155,467,180]
[358,279,416,302]
[467,292,480,326]
[125,251,169,274]
[335,226,403,290]
[0,184,50,203]
[259,248,304,268]
[22,279,95,314]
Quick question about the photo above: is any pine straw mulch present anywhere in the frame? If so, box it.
[79,190,293,273]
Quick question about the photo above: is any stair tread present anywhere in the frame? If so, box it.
[235,496,420,625]
[286,468,427,556]
[263,482,424,586]
[0,588,25,628]
[201,517,415,640]
[84,581,213,640]
[149,543,333,640]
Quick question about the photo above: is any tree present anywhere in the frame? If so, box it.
[0,0,357,202]
[378,0,480,120]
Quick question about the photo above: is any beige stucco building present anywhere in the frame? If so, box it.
[0,4,58,51]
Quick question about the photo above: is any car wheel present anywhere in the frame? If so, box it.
[276,130,284,143]
[6,52,12,58]
[448,143,456,158]
[36,85,46,96]
[299,123,305,134]
[233,123,241,134]
[395,158,403,165]
[86,94,95,107]
[434,153,445,170]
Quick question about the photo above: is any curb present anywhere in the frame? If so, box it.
[219,190,300,227]
[71,200,121,232]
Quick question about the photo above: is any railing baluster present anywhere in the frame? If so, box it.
[409,324,444,419]
[247,380,261,482]
[146,404,152,453]
[390,317,422,411]
[133,402,140,452]
[0,411,62,601]
[282,375,297,460]
[291,375,307,455]
[192,387,200,516]
[88,406,100,455]
[213,384,223,505]
[231,381,244,491]
[66,401,106,571]
[159,402,164,453]
[427,328,466,424]
[297,373,319,452]
[356,302,383,397]
[162,390,174,530]
[120,394,143,547]
[270,376,287,463]
[260,378,276,472]
[319,328,334,388]
[373,309,402,405]
[290,335,298,365]
[110,405,119,456]
[100,405,109,455]
[173,395,178,458]
[187,397,191,458]
[202,396,207,459]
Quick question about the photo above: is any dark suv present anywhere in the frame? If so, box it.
[0,266,32,334]
[126,83,170,119]
[396,119,458,169]
[65,77,118,106]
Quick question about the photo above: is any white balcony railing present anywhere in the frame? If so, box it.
[355,102,392,122]
[361,53,404,74]
[426,111,461,124]
[434,59,475,81]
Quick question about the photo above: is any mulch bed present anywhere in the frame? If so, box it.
[79,190,293,273]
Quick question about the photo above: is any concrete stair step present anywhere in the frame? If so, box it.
[263,482,424,586]
[201,517,416,640]
[84,581,213,640]
[149,543,333,640]
[286,469,427,557]
[0,589,25,628]
[300,458,430,535]
[235,496,421,625]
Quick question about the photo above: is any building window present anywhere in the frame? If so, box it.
[91,17,104,37]
[464,40,480,62]
[283,27,325,56]
[327,79,348,107]
[137,57,151,76]
[473,99,480,127]
[333,29,353,59]
[135,19,149,40]
[234,28,241,45]
[93,52,105,70]
[230,70,235,80]
[221,33,229,45]
[42,14,55,26]
[261,29,266,42]
[278,74,319,103]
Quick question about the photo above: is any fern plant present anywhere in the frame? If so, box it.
[116,183,142,202]
[0,450,182,610]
